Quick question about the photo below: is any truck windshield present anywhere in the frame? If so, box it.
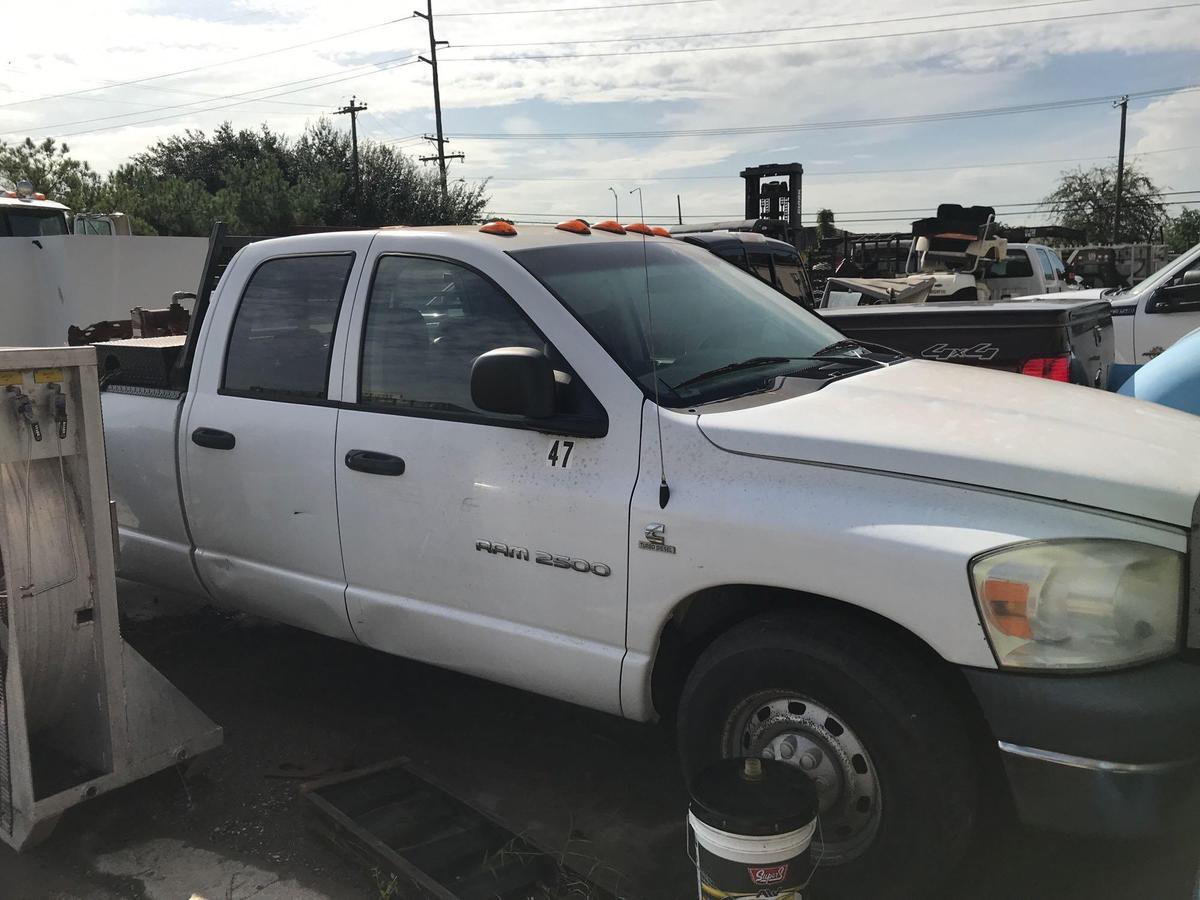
[1,209,69,237]
[511,241,846,405]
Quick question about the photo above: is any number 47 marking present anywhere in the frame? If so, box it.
[547,439,575,468]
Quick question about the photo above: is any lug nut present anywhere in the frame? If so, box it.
[779,736,797,760]
[814,776,830,792]
[799,748,823,770]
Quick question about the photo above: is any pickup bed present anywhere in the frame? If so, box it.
[820,298,1113,387]
[100,225,1200,899]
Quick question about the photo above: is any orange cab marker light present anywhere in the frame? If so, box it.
[33,192,45,200]
[2,191,16,198]
[625,223,654,235]
[981,578,1032,639]
[479,220,518,236]
[651,227,672,237]
[593,220,626,234]
[556,218,591,235]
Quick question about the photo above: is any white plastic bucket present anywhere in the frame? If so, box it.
[686,757,820,899]
[688,812,817,898]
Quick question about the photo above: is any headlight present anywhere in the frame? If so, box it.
[970,539,1183,671]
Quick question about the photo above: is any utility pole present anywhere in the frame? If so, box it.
[676,194,682,225]
[416,0,463,200]
[334,95,367,223]
[1112,95,1128,243]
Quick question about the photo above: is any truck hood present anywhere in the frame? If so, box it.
[697,360,1200,527]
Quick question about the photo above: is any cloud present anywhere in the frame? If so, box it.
[1,0,1196,225]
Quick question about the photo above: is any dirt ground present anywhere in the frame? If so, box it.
[2,586,1198,900]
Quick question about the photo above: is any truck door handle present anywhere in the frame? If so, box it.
[191,427,236,450]
[344,449,405,476]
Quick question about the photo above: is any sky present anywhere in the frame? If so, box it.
[2,0,1198,229]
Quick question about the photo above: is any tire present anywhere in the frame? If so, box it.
[676,610,979,900]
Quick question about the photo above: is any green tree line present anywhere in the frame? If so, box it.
[0,119,489,235]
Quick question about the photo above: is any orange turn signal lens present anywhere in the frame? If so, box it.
[981,578,1031,638]
[625,223,654,235]
[651,227,672,237]
[593,220,626,234]
[479,220,518,236]
[555,218,591,235]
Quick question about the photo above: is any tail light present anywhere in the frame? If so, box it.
[1020,355,1070,382]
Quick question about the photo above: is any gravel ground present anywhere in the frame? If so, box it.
[1,588,1197,900]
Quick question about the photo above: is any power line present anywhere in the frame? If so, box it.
[46,58,421,140]
[438,0,711,15]
[502,197,1199,227]
[444,2,1200,61]
[447,83,1200,140]
[489,193,1200,221]
[461,144,1200,185]
[453,0,1099,48]
[7,54,420,138]
[0,15,418,111]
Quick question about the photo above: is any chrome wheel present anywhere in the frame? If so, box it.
[722,691,882,864]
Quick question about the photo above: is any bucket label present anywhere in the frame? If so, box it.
[692,835,808,899]
[748,865,789,886]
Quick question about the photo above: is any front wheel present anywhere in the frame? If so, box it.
[677,611,980,900]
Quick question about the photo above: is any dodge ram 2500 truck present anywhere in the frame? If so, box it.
[98,223,1200,899]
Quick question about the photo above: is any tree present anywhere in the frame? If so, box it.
[815,208,835,241]
[0,137,102,211]
[1042,162,1167,243]
[1166,207,1200,253]
[96,118,490,235]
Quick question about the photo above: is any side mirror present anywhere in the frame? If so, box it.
[471,347,557,418]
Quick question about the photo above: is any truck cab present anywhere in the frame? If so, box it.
[0,181,70,236]
[985,242,1071,299]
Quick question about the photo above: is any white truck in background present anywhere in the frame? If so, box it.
[0,180,72,236]
[1,178,129,236]
[1018,239,1200,365]
[984,242,1072,299]
[94,223,1200,899]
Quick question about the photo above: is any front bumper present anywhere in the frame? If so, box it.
[963,659,1200,837]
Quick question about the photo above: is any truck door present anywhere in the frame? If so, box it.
[1137,254,1200,360]
[333,243,641,714]
[181,237,373,641]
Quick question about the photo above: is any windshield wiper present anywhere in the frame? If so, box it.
[673,356,795,390]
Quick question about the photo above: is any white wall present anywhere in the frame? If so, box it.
[0,235,208,346]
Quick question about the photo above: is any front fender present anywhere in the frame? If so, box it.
[619,408,1185,720]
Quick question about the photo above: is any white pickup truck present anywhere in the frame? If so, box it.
[1018,239,1200,365]
[99,224,1200,898]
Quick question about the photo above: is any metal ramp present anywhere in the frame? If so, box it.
[305,758,628,900]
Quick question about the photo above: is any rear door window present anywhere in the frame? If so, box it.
[988,250,1034,278]
[772,252,808,304]
[1035,247,1056,281]
[222,254,354,400]
[747,250,775,286]
[716,247,749,271]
